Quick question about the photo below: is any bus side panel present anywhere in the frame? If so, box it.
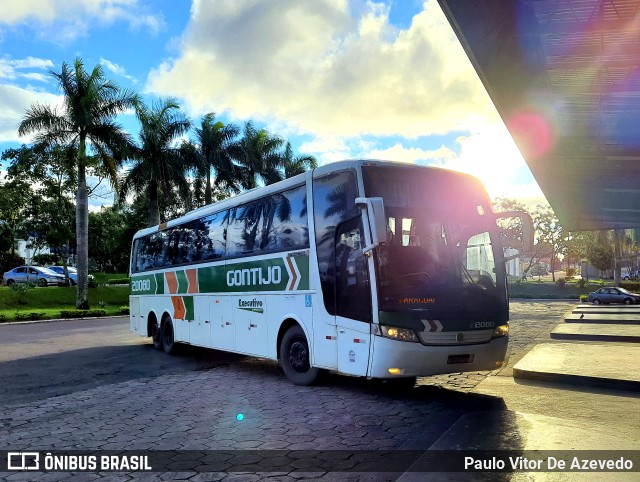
[129,297,142,335]
[210,296,234,351]
[190,296,211,347]
[139,296,173,339]
[266,293,313,361]
[311,309,338,369]
[233,295,268,357]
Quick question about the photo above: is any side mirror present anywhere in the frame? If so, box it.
[355,197,387,253]
[494,211,534,258]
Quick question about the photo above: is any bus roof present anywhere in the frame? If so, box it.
[131,159,481,240]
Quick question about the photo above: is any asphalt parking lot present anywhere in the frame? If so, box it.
[3,301,638,481]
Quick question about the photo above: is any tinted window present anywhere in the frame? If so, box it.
[198,211,227,261]
[335,217,371,322]
[313,170,360,316]
[262,185,309,251]
[227,185,309,258]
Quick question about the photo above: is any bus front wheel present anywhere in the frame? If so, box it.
[280,325,319,386]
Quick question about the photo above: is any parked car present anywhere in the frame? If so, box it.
[622,270,638,280]
[588,287,640,305]
[3,266,66,287]
[48,266,96,286]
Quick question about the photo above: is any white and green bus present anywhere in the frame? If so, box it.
[129,160,531,385]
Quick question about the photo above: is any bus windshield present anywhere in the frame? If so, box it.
[362,165,506,322]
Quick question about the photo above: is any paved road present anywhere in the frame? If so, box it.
[0,317,244,407]
[7,301,625,481]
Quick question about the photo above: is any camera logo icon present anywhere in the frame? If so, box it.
[7,452,40,470]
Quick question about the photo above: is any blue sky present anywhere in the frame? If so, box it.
[0,0,545,209]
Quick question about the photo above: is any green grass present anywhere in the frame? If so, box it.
[508,278,609,300]
[0,285,129,322]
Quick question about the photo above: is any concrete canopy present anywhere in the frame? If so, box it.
[438,0,640,230]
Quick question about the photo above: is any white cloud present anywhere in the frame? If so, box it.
[299,122,547,206]
[0,84,63,143]
[0,56,53,82]
[146,0,497,138]
[367,124,549,207]
[365,143,455,165]
[100,58,138,84]
[0,0,165,43]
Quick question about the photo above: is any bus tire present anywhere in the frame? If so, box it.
[280,325,319,386]
[162,318,178,355]
[151,320,163,350]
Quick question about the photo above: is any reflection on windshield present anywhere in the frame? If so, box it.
[362,164,507,322]
[377,210,503,319]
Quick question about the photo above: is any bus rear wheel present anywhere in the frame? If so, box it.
[162,318,178,355]
[280,325,319,386]
[151,320,163,350]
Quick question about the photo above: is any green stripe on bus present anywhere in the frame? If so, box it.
[198,264,227,293]
[134,254,311,295]
[176,270,188,294]
[183,296,194,320]
[154,273,164,294]
[130,274,157,295]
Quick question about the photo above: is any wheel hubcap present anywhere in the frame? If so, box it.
[288,340,309,373]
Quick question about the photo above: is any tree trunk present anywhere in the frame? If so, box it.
[76,135,90,309]
[205,167,212,205]
[613,229,623,286]
[148,177,160,227]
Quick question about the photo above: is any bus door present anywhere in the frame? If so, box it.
[334,216,373,376]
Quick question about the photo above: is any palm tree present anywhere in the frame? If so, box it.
[234,121,285,189]
[282,142,317,178]
[18,58,136,309]
[120,98,191,227]
[186,113,240,205]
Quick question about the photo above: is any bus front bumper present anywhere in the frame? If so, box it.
[369,335,509,378]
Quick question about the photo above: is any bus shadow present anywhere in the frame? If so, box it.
[0,342,244,407]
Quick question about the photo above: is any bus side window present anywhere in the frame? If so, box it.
[313,170,360,316]
[335,217,372,323]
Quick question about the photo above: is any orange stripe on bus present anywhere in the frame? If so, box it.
[286,257,298,290]
[171,296,186,320]
[186,269,198,293]
[166,271,178,294]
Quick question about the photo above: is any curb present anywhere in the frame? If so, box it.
[0,315,129,326]
[512,366,640,392]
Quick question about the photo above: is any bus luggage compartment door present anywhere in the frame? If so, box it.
[337,317,370,376]
[234,295,268,357]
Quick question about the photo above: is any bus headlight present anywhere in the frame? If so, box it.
[491,324,509,339]
[379,325,419,343]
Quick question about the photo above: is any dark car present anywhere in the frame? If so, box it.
[588,287,640,305]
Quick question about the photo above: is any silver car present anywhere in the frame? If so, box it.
[48,266,96,286]
[3,266,66,287]
[588,287,640,305]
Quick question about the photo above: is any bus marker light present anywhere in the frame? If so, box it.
[388,368,403,375]
[236,413,244,421]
